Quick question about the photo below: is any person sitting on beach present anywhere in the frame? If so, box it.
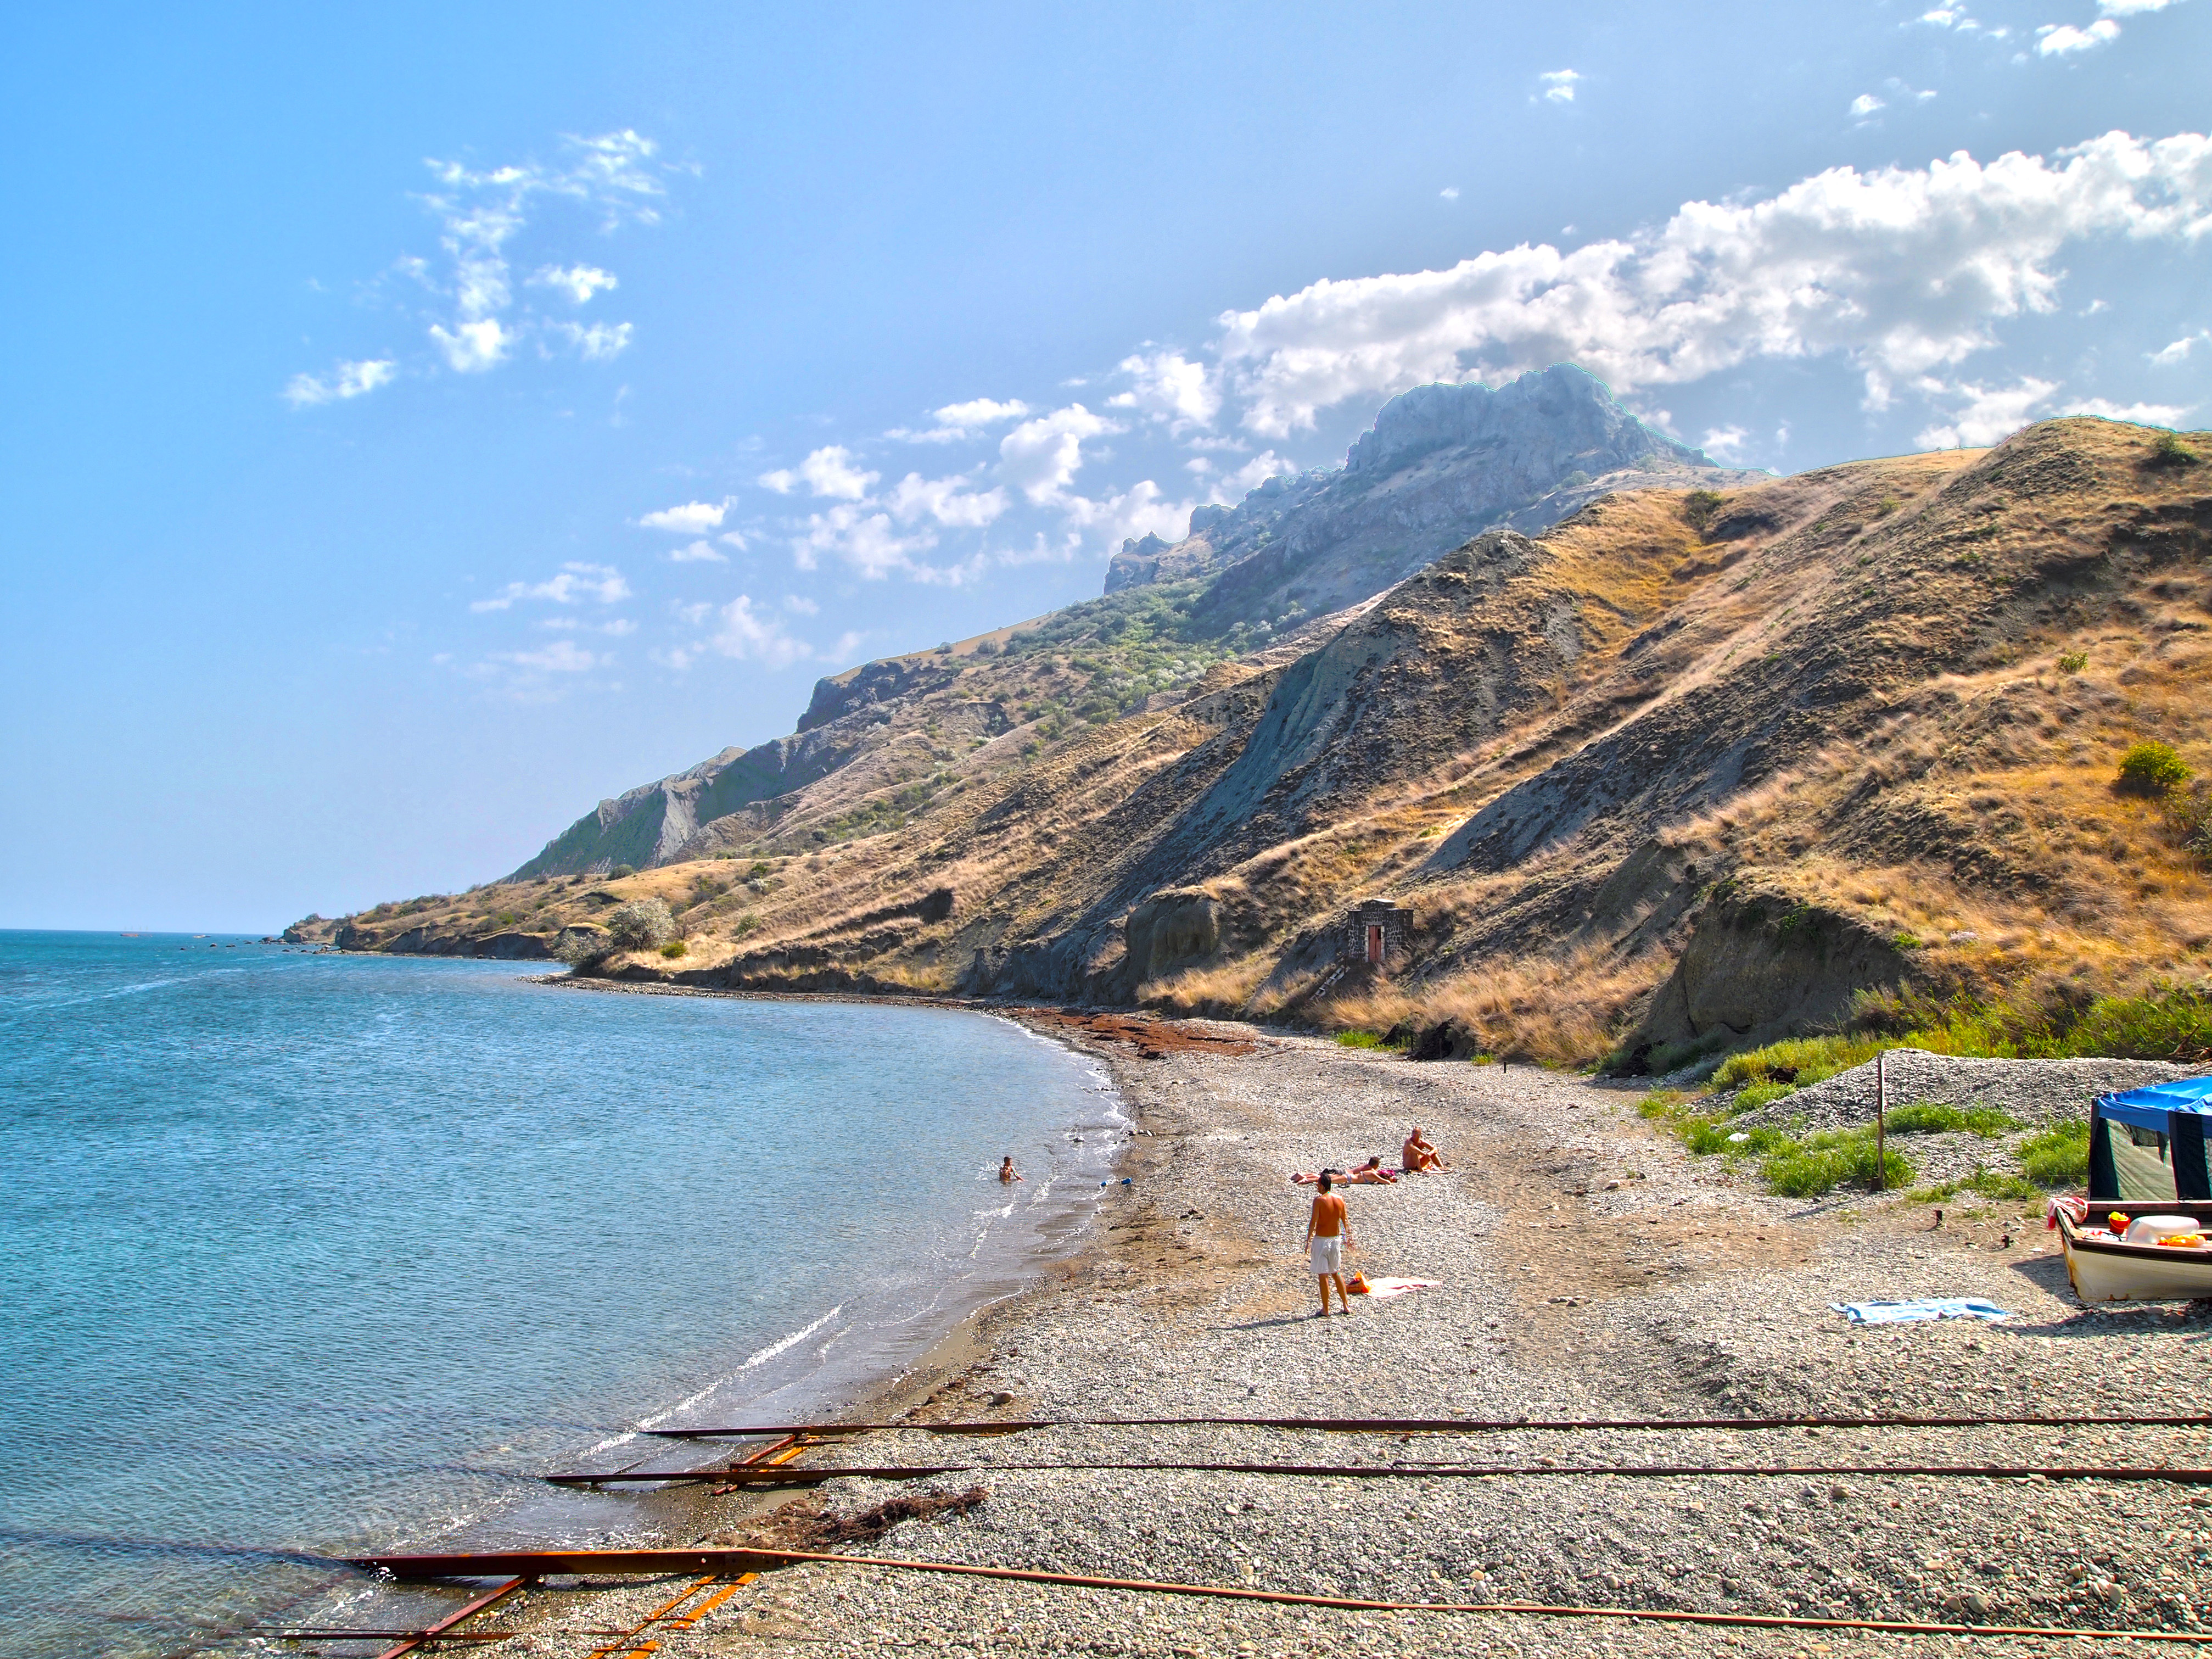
[999,1156,1024,1184]
[1304,1172,1353,1317]
[1402,1126,1446,1174]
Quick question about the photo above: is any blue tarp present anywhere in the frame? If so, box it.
[2095,1076,2212,1131]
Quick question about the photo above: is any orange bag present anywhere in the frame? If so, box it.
[1345,1271,1371,1295]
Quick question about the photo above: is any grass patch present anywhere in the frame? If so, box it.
[1760,1128,1917,1199]
[2017,1119,2091,1187]
[1335,1029,1407,1052]
[1884,1103,2020,1137]
[1907,1169,2045,1204]
[1711,1032,1891,1093]
[1729,1080,1800,1115]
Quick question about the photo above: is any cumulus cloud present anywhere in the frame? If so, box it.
[1700,424,1751,461]
[283,358,396,407]
[2099,0,2186,11]
[2063,395,2195,423]
[1213,130,2212,436]
[888,397,1032,443]
[553,320,633,361]
[2036,17,2123,51]
[1440,186,1461,201]
[429,317,512,373]
[532,264,618,303]
[469,561,631,611]
[886,471,1009,528]
[1539,69,1580,103]
[637,499,731,533]
[791,503,941,580]
[998,404,1119,503]
[668,540,727,563]
[708,595,811,667]
[759,445,879,499]
[1915,377,2060,447]
[1850,93,1888,119]
[1108,350,1221,431]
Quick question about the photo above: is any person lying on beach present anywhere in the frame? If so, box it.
[1401,1127,1446,1173]
[999,1156,1024,1184]
[1304,1172,1353,1316]
[1295,1157,1399,1186]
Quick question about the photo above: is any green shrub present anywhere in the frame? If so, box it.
[605,898,676,951]
[607,863,638,879]
[2151,430,2202,468]
[1729,1080,1799,1115]
[1684,489,1725,530]
[659,940,688,959]
[2116,741,2191,797]
[2057,650,2088,674]
[1885,1103,2020,1137]
[2017,1119,2091,1187]
[1335,1029,1405,1052]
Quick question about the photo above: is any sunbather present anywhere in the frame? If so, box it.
[1402,1126,1446,1173]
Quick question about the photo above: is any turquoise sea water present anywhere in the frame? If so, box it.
[0,932,1119,1657]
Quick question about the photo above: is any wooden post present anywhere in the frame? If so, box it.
[1875,1049,1889,1192]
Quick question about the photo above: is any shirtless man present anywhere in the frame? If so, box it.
[1304,1172,1354,1316]
[998,1156,1024,1184]
[1402,1126,1446,1174]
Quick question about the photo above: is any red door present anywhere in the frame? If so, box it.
[1365,924,1384,964]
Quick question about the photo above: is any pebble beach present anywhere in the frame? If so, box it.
[383,1012,2212,1659]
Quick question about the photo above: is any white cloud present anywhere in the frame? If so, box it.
[1539,69,1580,103]
[1193,449,1291,503]
[1915,376,2059,447]
[1440,186,1461,201]
[1700,424,1751,461]
[283,358,396,407]
[669,540,727,563]
[783,594,820,615]
[886,471,1009,528]
[555,320,633,361]
[469,561,631,611]
[533,264,618,303]
[2099,0,2185,13]
[2151,329,2208,363]
[709,595,811,667]
[2063,395,2195,423]
[791,502,940,579]
[888,396,1033,443]
[1108,350,1221,429]
[2036,18,2123,52]
[1917,5,1978,23]
[761,445,878,499]
[637,499,731,533]
[1052,479,1196,554]
[429,317,512,373]
[1850,93,1886,120]
[998,404,1118,503]
[1213,130,2212,436]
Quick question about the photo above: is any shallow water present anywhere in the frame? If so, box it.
[0,932,1118,1657]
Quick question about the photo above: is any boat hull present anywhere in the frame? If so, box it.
[2061,1228,2212,1302]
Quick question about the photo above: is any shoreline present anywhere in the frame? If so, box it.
[376,991,2212,1658]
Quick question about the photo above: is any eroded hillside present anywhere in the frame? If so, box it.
[312,418,2212,1064]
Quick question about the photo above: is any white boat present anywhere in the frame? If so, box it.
[2052,1198,2212,1302]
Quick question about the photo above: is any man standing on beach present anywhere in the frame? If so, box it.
[1304,1172,1353,1316]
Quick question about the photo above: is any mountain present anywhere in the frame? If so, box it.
[315,398,2212,1066]
[509,365,1755,880]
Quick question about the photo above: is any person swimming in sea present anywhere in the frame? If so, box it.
[999,1155,1024,1184]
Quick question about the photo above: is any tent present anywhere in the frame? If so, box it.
[2088,1077,2212,1201]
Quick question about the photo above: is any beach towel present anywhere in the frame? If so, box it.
[1353,1277,1438,1300]
[1830,1298,2012,1325]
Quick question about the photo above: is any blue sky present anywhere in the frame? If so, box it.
[3,1,2208,930]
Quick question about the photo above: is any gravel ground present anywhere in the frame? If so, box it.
[366,1025,2212,1659]
[1732,1051,2196,1135]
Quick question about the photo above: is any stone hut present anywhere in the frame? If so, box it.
[1340,898,1414,969]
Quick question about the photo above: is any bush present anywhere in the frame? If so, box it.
[1684,489,1725,531]
[605,898,676,951]
[552,925,612,966]
[2057,649,2088,674]
[2151,430,2202,468]
[2018,1119,2091,1187]
[607,863,638,880]
[2116,741,2191,796]
[659,940,688,959]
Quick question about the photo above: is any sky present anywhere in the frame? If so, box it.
[3,1,2208,931]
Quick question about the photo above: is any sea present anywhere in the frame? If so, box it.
[0,931,1123,1658]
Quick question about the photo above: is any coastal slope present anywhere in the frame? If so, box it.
[310,412,2212,1064]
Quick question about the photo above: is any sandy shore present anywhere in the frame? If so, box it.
[379,1008,2212,1658]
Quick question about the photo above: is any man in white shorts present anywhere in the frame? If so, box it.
[1304,1171,1353,1316]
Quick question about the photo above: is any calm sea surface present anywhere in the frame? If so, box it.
[0,932,1119,1657]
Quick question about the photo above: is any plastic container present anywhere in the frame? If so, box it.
[2123,1214,2201,1245]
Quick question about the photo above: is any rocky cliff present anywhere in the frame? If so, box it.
[327,409,2212,1066]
